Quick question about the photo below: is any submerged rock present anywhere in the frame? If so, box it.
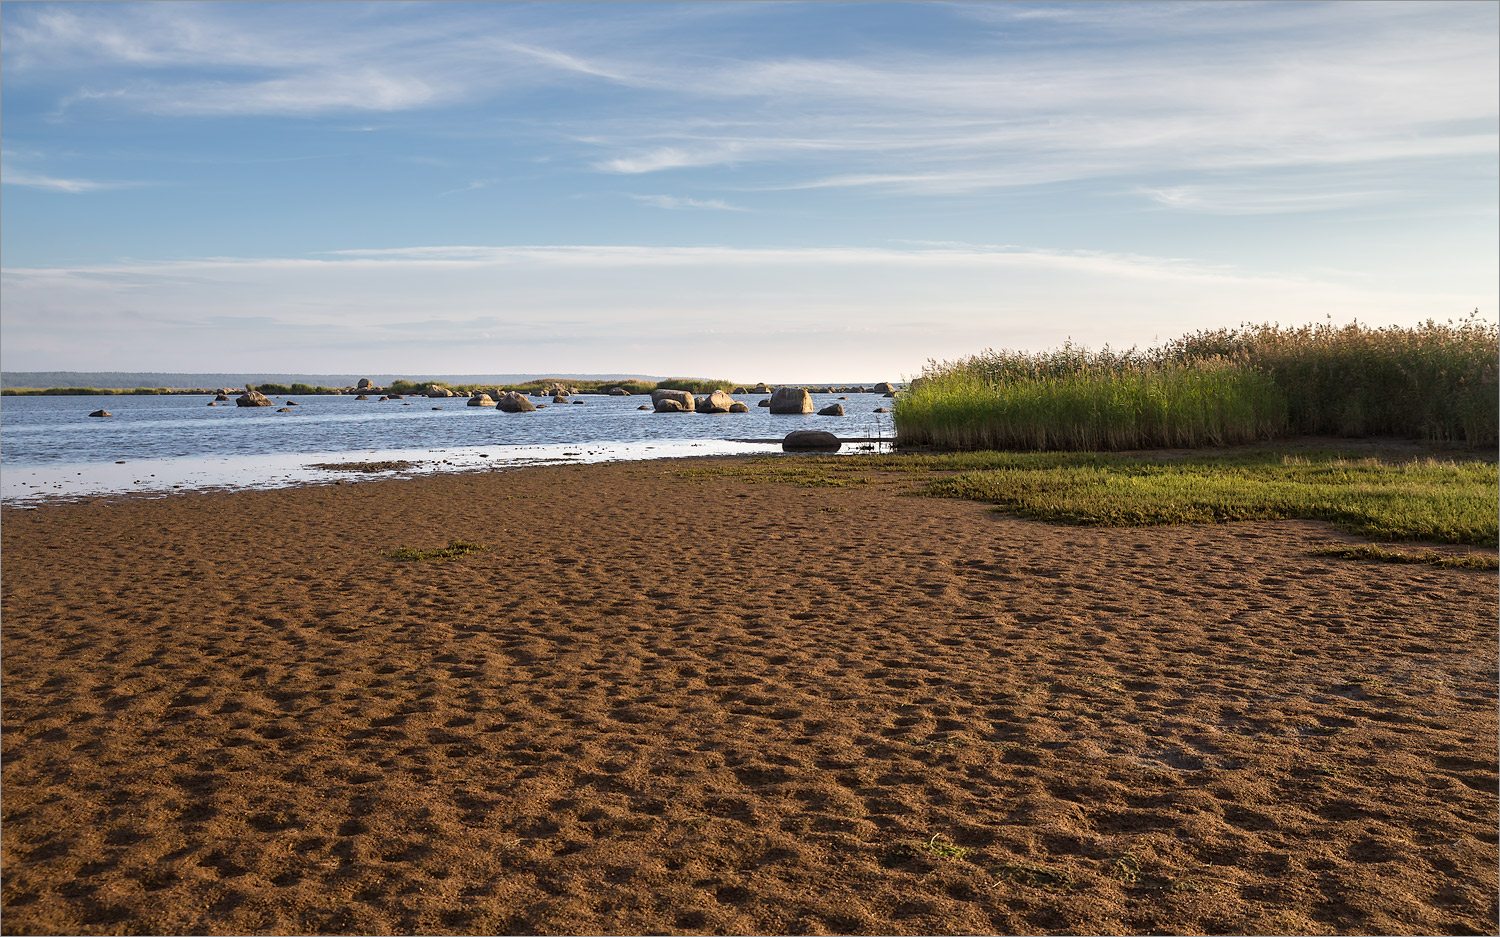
[783,430,841,451]
[88,409,111,418]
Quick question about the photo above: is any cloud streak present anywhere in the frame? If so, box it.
[1,162,132,193]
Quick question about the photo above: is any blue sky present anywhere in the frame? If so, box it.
[2,1,1495,381]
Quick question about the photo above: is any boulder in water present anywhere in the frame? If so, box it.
[783,430,841,451]
[769,387,814,414]
[496,391,537,413]
[651,389,696,413]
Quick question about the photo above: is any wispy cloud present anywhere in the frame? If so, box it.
[0,162,129,193]
[628,194,747,212]
[8,1,1493,197]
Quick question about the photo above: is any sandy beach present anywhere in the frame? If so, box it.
[2,457,1495,935]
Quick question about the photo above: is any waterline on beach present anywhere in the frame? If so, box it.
[1,438,896,503]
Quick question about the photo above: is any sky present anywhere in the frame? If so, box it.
[2,1,1496,383]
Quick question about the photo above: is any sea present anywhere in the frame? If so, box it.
[0,391,897,503]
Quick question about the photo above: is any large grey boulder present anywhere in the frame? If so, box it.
[467,393,496,407]
[214,392,230,401]
[728,402,750,413]
[783,430,841,451]
[757,399,771,407]
[651,389,696,412]
[496,391,537,413]
[817,403,845,417]
[751,383,772,394]
[426,386,454,398]
[873,382,897,394]
[357,378,373,390]
[237,389,273,407]
[656,398,686,413]
[698,390,737,413]
[769,387,814,414]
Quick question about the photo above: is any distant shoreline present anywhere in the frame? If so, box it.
[1,372,900,391]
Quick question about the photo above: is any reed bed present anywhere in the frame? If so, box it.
[896,316,1498,450]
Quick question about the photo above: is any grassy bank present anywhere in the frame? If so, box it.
[895,317,1499,449]
[919,450,1498,546]
[685,446,1499,547]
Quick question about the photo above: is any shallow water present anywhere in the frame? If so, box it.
[0,392,896,502]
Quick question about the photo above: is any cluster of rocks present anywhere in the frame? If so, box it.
[220,379,901,414]
[733,381,899,397]
[648,389,753,414]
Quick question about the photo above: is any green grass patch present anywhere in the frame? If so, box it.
[992,860,1074,890]
[882,834,973,867]
[387,540,487,562]
[920,451,1497,546]
[676,459,874,488]
[1309,543,1498,570]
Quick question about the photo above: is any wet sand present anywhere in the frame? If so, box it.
[2,458,1496,935]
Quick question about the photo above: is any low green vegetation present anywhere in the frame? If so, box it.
[2,386,178,396]
[896,316,1498,449]
[1309,543,1498,570]
[882,834,973,867]
[688,447,1497,546]
[992,860,1074,890]
[387,540,487,562]
[309,460,417,473]
[252,382,344,395]
[3,376,742,396]
[388,376,737,397]
[920,451,1498,546]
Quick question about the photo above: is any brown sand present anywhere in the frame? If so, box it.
[2,458,1496,935]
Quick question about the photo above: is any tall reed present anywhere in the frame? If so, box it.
[896,316,1497,450]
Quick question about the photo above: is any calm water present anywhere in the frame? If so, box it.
[0,392,896,502]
